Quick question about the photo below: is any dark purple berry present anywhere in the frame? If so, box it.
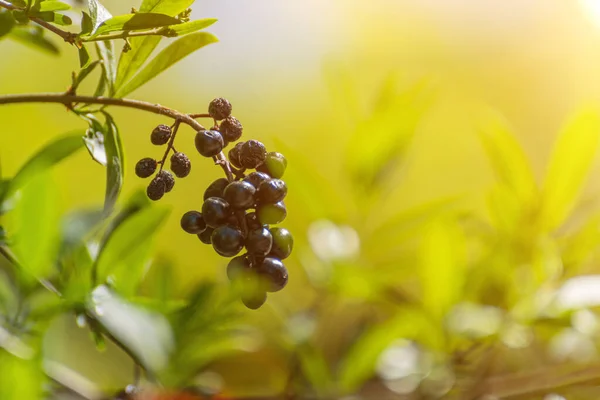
[245,212,262,230]
[157,170,175,192]
[180,211,206,234]
[208,98,232,120]
[240,140,267,169]
[257,179,287,204]
[146,177,166,201]
[135,158,157,178]
[257,257,288,292]
[204,178,229,200]
[151,124,171,145]
[224,181,256,210]
[211,225,244,257]
[257,152,287,179]
[195,130,224,157]
[243,171,270,189]
[228,142,244,169]
[202,197,231,228]
[220,116,243,143]
[246,227,273,256]
[227,254,252,281]
[198,227,214,244]
[170,152,191,178]
[257,201,287,224]
[241,288,267,310]
[269,227,293,259]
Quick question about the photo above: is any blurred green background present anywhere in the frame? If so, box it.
[6,0,600,399]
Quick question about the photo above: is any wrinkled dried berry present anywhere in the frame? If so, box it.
[257,201,287,224]
[151,124,171,145]
[257,152,287,179]
[243,171,270,189]
[135,158,157,178]
[204,178,229,200]
[257,257,288,292]
[257,179,287,204]
[208,97,232,120]
[240,140,267,169]
[220,116,243,143]
[224,181,256,210]
[180,211,206,234]
[202,197,231,228]
[269,227,293,259]
[158,170,175,192]
[147,177,166,201]
[212,225,244,257]
[195,130,224,157]
[198,227,214,244]
[246,227,273,256]
[170,152,191,178]
[228,142,244,169]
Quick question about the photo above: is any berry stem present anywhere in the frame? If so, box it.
[0,92,235,181]
[158,120,180,173]
[188,113,211,119]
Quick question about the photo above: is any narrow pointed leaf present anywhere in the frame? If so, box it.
[87,0,112,32]
[139,0,194,14]
[166,18,217,36]
[32,1,71,12]
[103,114,124,214]
[91,13,181,37]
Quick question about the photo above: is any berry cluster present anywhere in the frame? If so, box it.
[135,98,293,310]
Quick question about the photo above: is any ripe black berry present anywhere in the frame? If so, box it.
[208,97,232,120]
[151,124,171,145]
[269,227,293,259]
[135,158,157,178]
[223,181,256,210]
[257,152,287,179]
[180,211,206,234]
[195,130,224,157]
[228,142,244,169]
[157,170,175,192]
[257,257,288,292]
[227,254,252,282]
[257,201,287,224]
[220,116,243,143]
[204,178,229,200]
[147,176,166,201]
[257,179,287,204]
[240,140,267,169]
[241,288,267,310]
[170,152,191,178]
[202,197,231,228]
[245,212,263,230]
[243,171,270,189]
[246,227,273,256]
[211,225,244,257]
[198,227,214,244]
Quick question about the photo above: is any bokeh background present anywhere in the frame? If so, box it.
[6,0,600,398]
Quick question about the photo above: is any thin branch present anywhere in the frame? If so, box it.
[82,27,167,43]
[0,0,77,44]
[189,113,211,119]
[0,92,234,181]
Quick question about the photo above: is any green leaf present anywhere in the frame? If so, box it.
[0,351,44,400]
[78,44,91,68]
[0,11,16,39]
[165,18,217,36]
[88,285,174,372]
[73,59,100,90]
[115,32,218,97]
[80,11,93,35]
[96,40,116,95]
[87,0,112,32]
[90,13,180,37]
[102,114,124,214]
[8,26,58,54]
[540,107,600,231]
[9,172,61,281]
[114,36,161,90]
[95,205,170,292]
[2,133,82,204]
[81,113,107,165]
[139,0,194,15]
[32,1,71,12]
[297,345,332,394]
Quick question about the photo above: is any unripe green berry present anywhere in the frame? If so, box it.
[180,211,206,234]
[220,116,243,143]
[227,254,252,282]
[204,178,229,200]
[146,176,166,201]
[135,158,157,178]
[241,288,267,310]
[211,225,244,257]
[170,152,191,178]
[257,201,287,224]
[240,140,267,169]
[208,97,232,120]
[257,152,287,179]
[269,227,293,259]
[195,130,224,157]
[257,179,287,204]
[151,124,171,145]
[223,181,256,210]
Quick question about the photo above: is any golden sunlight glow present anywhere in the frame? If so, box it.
[580,0,600,26]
